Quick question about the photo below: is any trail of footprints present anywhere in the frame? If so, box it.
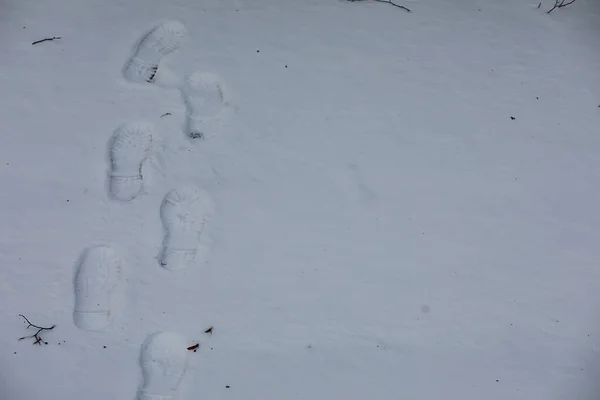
[73,21,228,399]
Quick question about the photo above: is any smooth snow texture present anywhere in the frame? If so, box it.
[181,72,233,139]
[73,245,123,331]
[123,20,187,85]
[138,332,189,400]
[160,185,214,270]
[109,121,155,201]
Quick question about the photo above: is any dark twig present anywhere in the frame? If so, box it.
[347,0,411,12]
[547,0,576,13]
[547,0,560,12]
[160,113,172,118]
[374,0,411,12]
[559,0,576,7]
[18,314,55,345]
[187,343,200,352]
[32,36,61,45]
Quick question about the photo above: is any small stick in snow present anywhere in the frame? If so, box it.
[187,343,200,351]
[18,314,55,345]
[374,0,411,12]
[160,113,172,118]
[347,0,411,12]
[204,326,213,334]
[547,0,576,13]
[31,36,61,45]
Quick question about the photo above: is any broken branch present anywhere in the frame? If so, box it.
[374,0,411,12]
[32,36,61,45]
[18,314,55,345]
[547,0,576,13]
[347,0,411,12]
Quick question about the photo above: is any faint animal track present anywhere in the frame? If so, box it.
[138,332,189,400]
[108,121,155,201]
[181,71,235,139]
[160,185,214,270]
[123,20,187,86]
[73,245,123,331]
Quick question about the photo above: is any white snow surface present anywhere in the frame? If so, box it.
[1,0,600,399]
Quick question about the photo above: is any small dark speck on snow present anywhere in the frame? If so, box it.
[226,386,230,388]
[103,346,107,348]
[510,116,516,120]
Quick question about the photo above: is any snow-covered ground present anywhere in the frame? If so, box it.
[1,0,599,398]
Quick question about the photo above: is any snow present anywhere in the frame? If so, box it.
[1,0,599,398]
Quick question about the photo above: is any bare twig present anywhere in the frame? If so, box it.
[547,0,560,12]
[347,0,411,12]
[160,113,172,118]
[547,0,576,13]
[18,314,55,345]
[204,326,213,334]
[374,0,411,12]
[559,0,576,7]
[32,36,61,45]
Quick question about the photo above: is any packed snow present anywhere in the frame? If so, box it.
[1,0,599,399]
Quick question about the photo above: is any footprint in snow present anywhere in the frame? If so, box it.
[138,332,189,400]
[160,185,214,271]
[73,245,123,331]
[123,20,187,87]
[108,121,156,201]
[181,71,236,139]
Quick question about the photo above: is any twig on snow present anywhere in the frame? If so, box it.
[547,0,576,13]
[160,113,172,118]
[348,0,411,12]
[18,314,55,345]
[32,36,61,45]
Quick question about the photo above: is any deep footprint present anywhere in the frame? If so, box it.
[123,20,187,85]
[73,245,123,331]
[181,72,230,139]
[109,121,155,201]
[160,185,214,270]
[138,332,189,400]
